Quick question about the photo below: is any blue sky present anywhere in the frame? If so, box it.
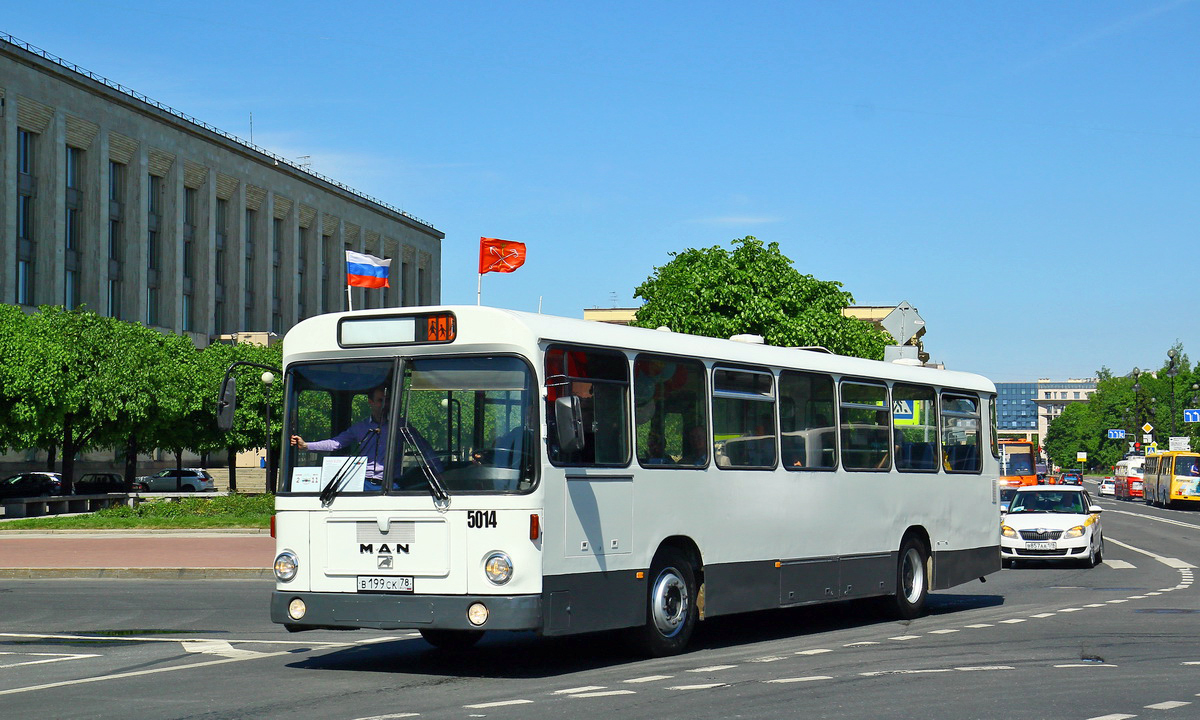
[8,1,1199,382]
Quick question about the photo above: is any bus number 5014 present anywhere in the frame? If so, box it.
[467,510,498,529]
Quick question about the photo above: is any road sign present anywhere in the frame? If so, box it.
[1143,434,1153,444]
[1143,423,1154,433]
[1107,429,1126,439]
[1077,452,1087,462]
[1149,441,1159,452]
[1128,441,1136,452]
[1169,437,1191,451]
[1185,409,1200,423]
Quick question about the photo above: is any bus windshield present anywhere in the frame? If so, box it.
[1000,446,1034,476]
[283,356,536,495]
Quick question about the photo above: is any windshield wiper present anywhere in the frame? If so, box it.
[397,424,451,511]
[319,428,382,506]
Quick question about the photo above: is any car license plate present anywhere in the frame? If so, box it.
[357,575,414,593]
[1025,541,1056,551]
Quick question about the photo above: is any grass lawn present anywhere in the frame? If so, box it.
[0,493,274,531]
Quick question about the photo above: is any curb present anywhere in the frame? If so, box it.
[0,567,272,580]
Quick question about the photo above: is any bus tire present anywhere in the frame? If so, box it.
[630,547,698,657]
[890,535,930,620]
[419,628,484,650]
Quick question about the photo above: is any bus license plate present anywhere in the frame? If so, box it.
[1025,542,1056,551]
[357,576,414,593]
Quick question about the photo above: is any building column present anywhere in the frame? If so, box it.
[124,144,148,325]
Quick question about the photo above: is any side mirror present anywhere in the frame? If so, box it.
[554,395,585,453]
[1089,505,1103,514]
[217,376,237,431]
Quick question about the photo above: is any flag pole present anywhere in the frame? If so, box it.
[477,273,482,306]
[346,282,353,312]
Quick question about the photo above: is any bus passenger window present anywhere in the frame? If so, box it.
[840,380,890,471]
[780,370,836,471]
[893,384,938,473]
[712,367,776,469]
[941,393,981,473]
[545,346,630,467]
[634,355,708,468]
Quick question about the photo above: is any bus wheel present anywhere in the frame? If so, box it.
[419,628,484,650]
[631,547,697,657]
[891,536,930,620]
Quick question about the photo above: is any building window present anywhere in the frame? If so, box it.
[107,161,125,320]
[272,218,282,333]
[65,146,84,309]
[16,129,36,305]
[245,209,256,331]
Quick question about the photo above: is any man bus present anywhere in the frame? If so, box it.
[263,306,1001,655]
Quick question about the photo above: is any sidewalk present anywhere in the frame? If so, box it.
[0,529,275,579]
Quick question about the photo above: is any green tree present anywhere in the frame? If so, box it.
[199,341,283,492]
[632,236,891,359]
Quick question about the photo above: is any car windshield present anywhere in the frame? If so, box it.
[1007,491,1086,514]
[1000,488,1017,502]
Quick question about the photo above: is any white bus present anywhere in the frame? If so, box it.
[268,306,1000,655]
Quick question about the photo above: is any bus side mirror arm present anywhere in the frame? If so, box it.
[554,396,585,453]
[216,360,282,432]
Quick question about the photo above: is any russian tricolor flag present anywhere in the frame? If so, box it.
[346,250,391,289]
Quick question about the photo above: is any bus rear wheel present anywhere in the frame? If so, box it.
[889,536,930,620]
[419,628,484,650]
[630,547,698,657]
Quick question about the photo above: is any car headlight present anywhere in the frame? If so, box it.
[1001,525,1016,538]
[274,551,299,582]
[1063,525,1085,539]
[483,551,513,585]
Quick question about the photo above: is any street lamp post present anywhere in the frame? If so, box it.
[262,371,275,494]
[1167,349,1180,438]
[1132,368,1142,451]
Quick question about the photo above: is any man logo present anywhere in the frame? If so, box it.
[378,555,393,570]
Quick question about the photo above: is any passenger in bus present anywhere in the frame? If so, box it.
[290,385,442,489]
[681,425,708,466]
[643,432,672,465]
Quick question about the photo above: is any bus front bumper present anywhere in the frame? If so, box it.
[270,590,542,632]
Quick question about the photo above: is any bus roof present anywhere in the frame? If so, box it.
[283,306,996,393]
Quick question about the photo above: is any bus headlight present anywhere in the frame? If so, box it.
[484,551,513,585]
[1001,525,1016,538]
[1063,525,1085,539]
[274,551,299,582]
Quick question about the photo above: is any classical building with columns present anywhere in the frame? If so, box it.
[1,33,442,345]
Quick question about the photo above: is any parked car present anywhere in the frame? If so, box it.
[1001,485,1104,568]
[135,468,216,492]
[1098,478,1116,497]
[75,472,129,494]
[1061,471,1083,486]
[0,472,67,498]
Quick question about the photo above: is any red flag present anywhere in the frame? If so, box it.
[479,237,526,274]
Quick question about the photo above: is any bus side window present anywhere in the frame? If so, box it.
[941,393,981,473]
[780,370,836,471]
[545,346,630,467]
[633,355,708,468]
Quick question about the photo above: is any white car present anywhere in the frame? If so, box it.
[1098,478,1115,497]
[135,468,216,492]
[1001,485,1104,568]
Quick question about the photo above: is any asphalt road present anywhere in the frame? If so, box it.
[2,481,1198,720]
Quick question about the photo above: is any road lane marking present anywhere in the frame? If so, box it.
[554,686,605,694]
[861,668,953,676]
[1000,619,1026,624]
[955,666,1014,671]
[1055,663,1118,668]
[0,651,100,669]
[668,683,727,690]
[928,629,959,634]
[1086,715,1136,720]
[1105,537,1196,569]
[0,631,352,647]
[181,639,263,658]
[353,714,420,720]
[966,623,993,628]
[889,635,920,641]
[1031,613,1056,618]
[1060,608,1082,612]
[0,649,296,696]
[570,690,636,698]
[1145,701,1190,710]
[463,700,533,709]
[796,648,832,655]
[750,656,788,662]
[843,642,878,647]
[765,676,832,683]
[624,675,672,683]
[688,664,737,672]
[1104,559,1136,569]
